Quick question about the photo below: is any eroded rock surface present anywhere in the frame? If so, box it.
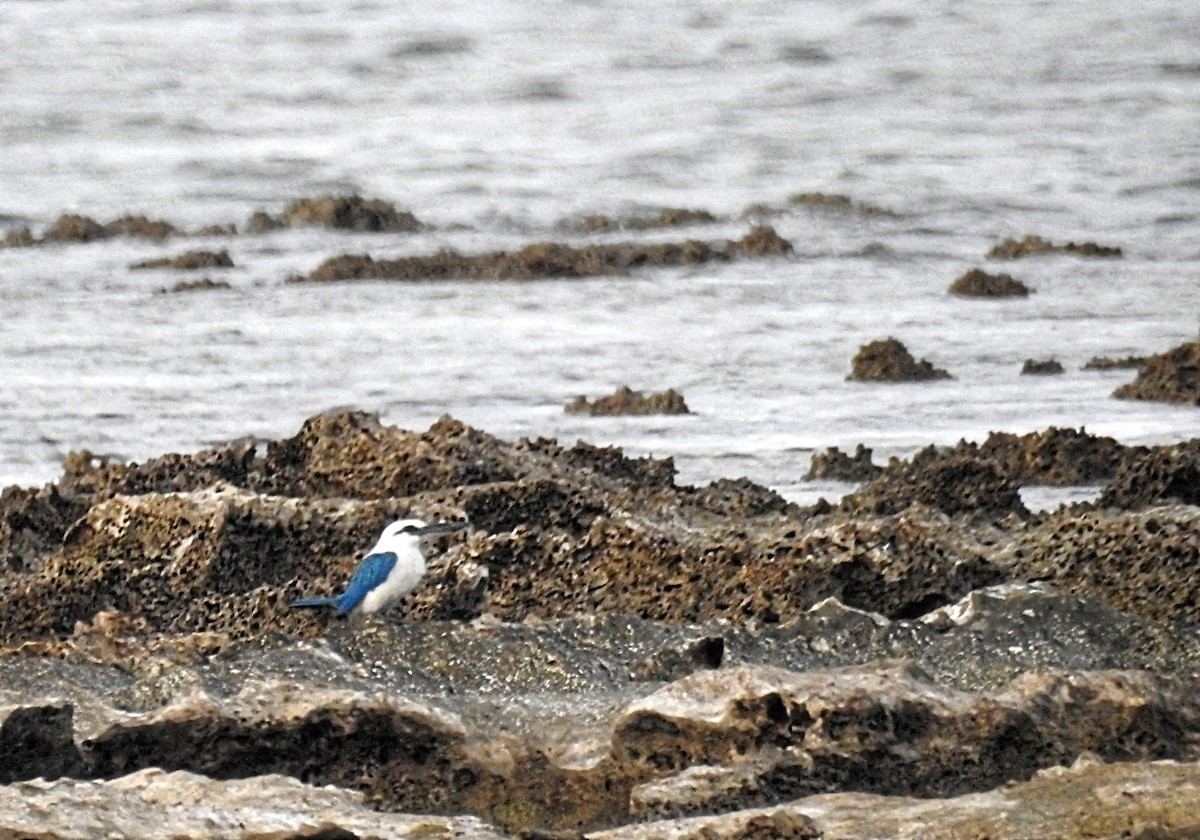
[987,234,1122,259]
[1112,341,1200,405]
[247,194,423,234]
[1,413,1200,836]
[131,249,234,270]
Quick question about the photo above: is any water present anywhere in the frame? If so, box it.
[2,0,1198,497]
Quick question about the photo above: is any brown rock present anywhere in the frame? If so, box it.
[974,427,1135,485]
[787,192,894,216]
[847,338,951,382]
[132,249,234,270]
[281,194,423,232]
[841,452,1026,519]
[43,213,108,243]
[804,445,882,481]
[948,268,1031,297]
[301,227,789,283]
[1112,341,1200,405]
[1083,354,1146,370]
[1020,358,1064,375]
[1097,441,1200,509]
[162,277,233,294]
[566,387,691,416]
[576,208,719,233]
[987,234,1122,259]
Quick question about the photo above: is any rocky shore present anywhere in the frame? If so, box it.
[1,412,1199,838]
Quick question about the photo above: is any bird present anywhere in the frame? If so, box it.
[291,518,466,616]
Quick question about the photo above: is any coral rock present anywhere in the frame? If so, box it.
[566,387,691,416]
[948,268,1031,297]
[1112,341,1200,405]
[1020,358,1064,375]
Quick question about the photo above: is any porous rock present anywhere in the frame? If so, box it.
[1112,341,1200,405]
[787,192,893,216]
[3,213,181,246]
[948,268,1030,297]
[1083,354,1146,371]
[575,208,719,233]
[804,444,882,481]
[847,338,951,382]
[1096,441,1200,509]
[841,452,1025,519]
[566,387,691,416]
[973,427,1135,485]
[999,505,1200,625]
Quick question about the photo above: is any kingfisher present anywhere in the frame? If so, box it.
[291,518,466,615]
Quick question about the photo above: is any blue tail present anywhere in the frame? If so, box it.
[291,596,340,609]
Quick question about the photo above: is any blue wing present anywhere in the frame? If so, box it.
[334,551,398,614]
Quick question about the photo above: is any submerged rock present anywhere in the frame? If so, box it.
[566,387,691,416]
[1083,354,1146,370]
[247,194,423,234]
[1112,341,1200,405]
[987,234,1122,259]
[575,208,720,233]
[847,338,951,382]
[1020,358,1064,375]
[948,268,1031,297]
[131,249,234,270]
[786,192,894,216]
[301,226,791,283]
[2,213,181,246]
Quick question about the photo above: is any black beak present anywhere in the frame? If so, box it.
[417,520,468,536]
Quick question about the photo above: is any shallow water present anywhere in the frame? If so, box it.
[2,0,1198,496]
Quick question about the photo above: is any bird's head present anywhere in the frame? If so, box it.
[375,518,467,552]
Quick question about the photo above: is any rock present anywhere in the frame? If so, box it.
[248,195,423,233]
[566,387,691,416]
[43,213,108,243]
[1083,354,1146,370]
[841,452,1026,519]
[575,209,719,233]
[4,213,182,246]
[0,769,510,840]
[301,227,790,283]
[0,483,87,572]
[787,192,893,217]
[1020,358,1064,375]
[1097,441,1200,509]
[132,249,234,270]
[804,445,882,481]
[973,427,1135,485]
[846,338,951,382]
[161,277,233,294]
[1112,341,1200,405]
[1000,504,1200,625]
[948,268,1031,298]
[599,760,1200,840]
[987,234,1122,259]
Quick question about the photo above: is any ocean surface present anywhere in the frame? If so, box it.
[2,0,1198,502]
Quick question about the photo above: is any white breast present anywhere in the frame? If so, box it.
[358,549,426,614]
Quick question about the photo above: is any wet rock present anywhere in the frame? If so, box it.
[842,452,1026,519]
[804,445,882,481]
[160,277,233,294]
[248,195,423,233]
[725,225,793,257]
[1083,354,1146,370]
[131,249,234,270]
[301,227,790,283]
[787,192,893,216]
[948,268,1031,297]
[1020,358,1064,375]
[575,209,719,233]
[1112,341,1200,405]
[847,338,951,382]
[1097,441,1200,509]
[566,387,691,416]
[987,234,1122,259]
[3,213,182,246]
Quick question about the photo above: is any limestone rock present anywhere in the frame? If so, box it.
[948,268,1031,297]
[1112,341,1200,405]
[566,387,691,416]
[847,338,951,382]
